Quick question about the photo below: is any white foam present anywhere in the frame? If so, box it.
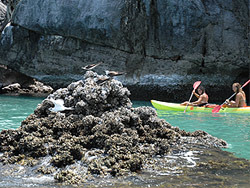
[179,151,199,167]
[24,175,54,184]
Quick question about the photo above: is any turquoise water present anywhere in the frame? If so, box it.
[133,101,250,160]
[0,95,44,130]
[0,96,250,160]
[156,109,250,160]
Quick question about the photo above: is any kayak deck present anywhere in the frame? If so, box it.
[151,100,250,113]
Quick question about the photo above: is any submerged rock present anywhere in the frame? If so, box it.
[0,71,227,185]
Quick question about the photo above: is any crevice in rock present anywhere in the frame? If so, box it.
[149,0,160,48]
[200,30,207,73]
[120,0,147,55]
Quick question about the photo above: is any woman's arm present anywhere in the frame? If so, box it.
[234,93,242,107]
[226,93,242,107]
[192,90,199,98]
[192,95,203,105]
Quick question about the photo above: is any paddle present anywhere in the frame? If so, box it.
[184,81,201,113]
[212,79,250,113]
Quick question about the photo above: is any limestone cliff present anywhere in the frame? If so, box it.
[0,1,6,30]
[0,0,249,102]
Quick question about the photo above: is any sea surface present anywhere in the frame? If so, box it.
[0,95,44,130]
[133,101,250,160]
[0,96,250,187]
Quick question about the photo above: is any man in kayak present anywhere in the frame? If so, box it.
[181,86,209,106]
[225,83,246,107]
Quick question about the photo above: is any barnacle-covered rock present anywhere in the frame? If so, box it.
[34,99,54,117]
[0,71,228,185]
[33,71,132,118]
[54,169,84,184]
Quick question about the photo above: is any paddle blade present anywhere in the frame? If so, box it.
[193,81,201,90]
[212,105,222,113]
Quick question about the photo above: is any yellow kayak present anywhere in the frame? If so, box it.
[151,100,250,113]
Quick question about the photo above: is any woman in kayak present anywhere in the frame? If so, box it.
[225,83,246,107]
[181,86,209,106]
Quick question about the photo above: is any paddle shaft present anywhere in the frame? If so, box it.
[212,79,250,113]
[220,93,236,106]
[184,91,194,113]
[222,81,250,106]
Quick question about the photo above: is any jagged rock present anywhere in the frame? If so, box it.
[0,65,53,95]
[0,71,228,184]
[1,80,53,95]
[0,0,9,33]
[2,83,21,92]
[34,99,54,117]
[28,80,53,93]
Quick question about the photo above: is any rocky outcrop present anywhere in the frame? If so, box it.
[0,65,53,95]
[0,0,249,102]
[0,71,228,185]
[1,80,53,95]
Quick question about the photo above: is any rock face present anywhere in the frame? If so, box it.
[0,1,6,29]
[0,0,9,5]
[0,72,227,185]
[0,0,249,102]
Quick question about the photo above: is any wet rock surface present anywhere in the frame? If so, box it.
[0,71,240,186]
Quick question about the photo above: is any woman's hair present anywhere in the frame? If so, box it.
[197,86,205,94]
[233,83,241,93]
